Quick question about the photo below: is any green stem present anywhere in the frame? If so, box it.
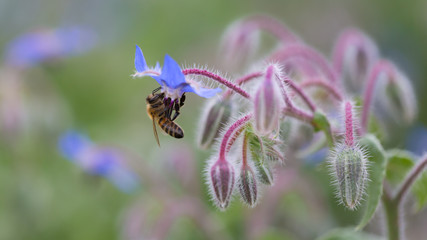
[381,156,427,240]
[382,186,401,240]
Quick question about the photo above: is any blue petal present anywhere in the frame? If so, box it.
[134,45,148,73]
[153,54,186,88]
[181,85,222,98]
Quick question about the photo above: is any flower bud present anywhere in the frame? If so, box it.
[208,158,236,210]
[238,164,258,207]
[333,29,379,93]
[253,65,281,135]
[329,144,368,210]
[377,69,417,124]
[198,98,233,149]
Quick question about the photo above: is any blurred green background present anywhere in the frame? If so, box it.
[0,0,426,239]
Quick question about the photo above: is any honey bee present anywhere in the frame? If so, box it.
[146,87,186,146]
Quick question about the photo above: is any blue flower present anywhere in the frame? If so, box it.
[4,27,96,68]
[133,45,221,99]
[58,130,92,160]
[58,130,140,193]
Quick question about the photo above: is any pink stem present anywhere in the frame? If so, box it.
[299,78,344,101]
[283,76,316,112]
[223,71,263,98]
[219,113,253,160]
[344,101,354,147]
[360,60,395,135]
[182,68,250,99]
[269,44,338,83]
[226,125,245,154]
[242,133,248,166]
[244,15,300,44]
[283,107,314,122]
[276,73,313,122]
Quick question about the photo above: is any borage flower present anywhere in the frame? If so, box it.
[58,130,140,193]
[133,45,222,100]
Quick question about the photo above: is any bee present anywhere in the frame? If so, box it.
[146,87,186,146]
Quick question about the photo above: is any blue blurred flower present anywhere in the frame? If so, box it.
[304,147,328,166]
[58,130,92,160]
[133,45,221,99]
[406,124,427,157]
[4,27,96,68]
[58,130,139,193]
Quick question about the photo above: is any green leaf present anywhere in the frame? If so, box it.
[317,228,384,240]
[385,149,415,186]
[356,134,386,230]
[311,111,333,147]
[412,170,427,212]
[384,150,427,212]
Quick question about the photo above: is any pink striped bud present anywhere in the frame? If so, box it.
[377,67,417,124]
[197,98,233,149]
[253,65,282,135]
[333,29,379,93]
[208,158,236,210]
[238,164,258,207]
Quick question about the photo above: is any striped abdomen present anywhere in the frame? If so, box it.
[157,117,184,138]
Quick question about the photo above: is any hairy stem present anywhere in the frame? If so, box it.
[360,60,394,135]
[219,113,253,160]
[283,76,316,112]
[243,15,299,44]
[269,44,338,83]
[242,133,248,166]
[223,71,263,98]
[344,101,354,147]
[225,126,245,154]
[299,78,344,101]
[183,68,251,99]
[283,107,313,123]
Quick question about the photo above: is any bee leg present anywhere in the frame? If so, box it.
[180,93,186,107]
[152,87,161,94]
[171,102,180,121]
[166,99,175,119]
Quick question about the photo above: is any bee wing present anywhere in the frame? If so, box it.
[152,117,160,147]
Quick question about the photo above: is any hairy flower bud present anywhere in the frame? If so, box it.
[198,98,233,149]
[208,158,236,210]
[253,65,281,135]
[329,144,368,210]
[238,164,258,207]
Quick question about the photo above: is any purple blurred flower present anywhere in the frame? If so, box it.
[4,27,96,68]
[58,130,139,193]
